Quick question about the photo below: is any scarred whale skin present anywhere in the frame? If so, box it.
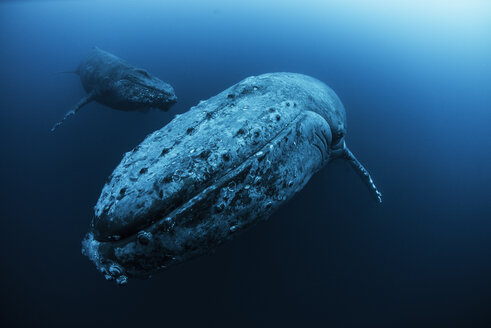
[51,47,177,131]
[82,72,382,285]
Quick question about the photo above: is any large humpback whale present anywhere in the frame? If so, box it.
[82,72,382,285]
[51,47,177,131]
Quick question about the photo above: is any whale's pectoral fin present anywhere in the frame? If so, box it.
[342,143,382,203]
[51,91,96,132]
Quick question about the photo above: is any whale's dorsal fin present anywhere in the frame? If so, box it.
[51,91,96,132]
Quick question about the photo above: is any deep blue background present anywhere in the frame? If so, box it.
[1,1,490,327]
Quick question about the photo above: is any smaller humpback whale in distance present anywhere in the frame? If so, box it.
[51,47,177,132]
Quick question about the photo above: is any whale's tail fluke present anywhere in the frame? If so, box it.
[337,141,382,203]
[51,91,95,132]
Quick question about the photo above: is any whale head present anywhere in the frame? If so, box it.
[111,68,177,111]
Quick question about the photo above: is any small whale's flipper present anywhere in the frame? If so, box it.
[341,142,382,203]
[51,91,96,132]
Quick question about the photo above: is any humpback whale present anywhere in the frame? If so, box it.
[82,73,382,285]
[51,47,177,131]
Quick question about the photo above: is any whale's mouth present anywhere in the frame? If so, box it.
[124,75,174,94]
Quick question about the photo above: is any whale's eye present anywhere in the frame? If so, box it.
[332,131,345,147]
[136,69,151,78]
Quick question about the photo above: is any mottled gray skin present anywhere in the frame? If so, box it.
[82,73,382,285]
[51,47,177,131]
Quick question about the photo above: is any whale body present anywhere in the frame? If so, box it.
[82,72,381,285]
[51,47,177,131]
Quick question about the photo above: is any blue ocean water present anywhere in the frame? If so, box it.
[1,0,490,327]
